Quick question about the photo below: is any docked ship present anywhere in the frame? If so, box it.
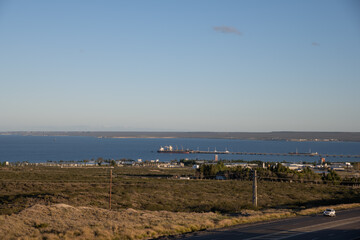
[157,145,191,154]
[288,148,318,156]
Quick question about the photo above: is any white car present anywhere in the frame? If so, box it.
[323,209,336,217]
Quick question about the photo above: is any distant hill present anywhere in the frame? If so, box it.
[2,131,360,142]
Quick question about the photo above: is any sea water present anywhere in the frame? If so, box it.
[0,135,359,163]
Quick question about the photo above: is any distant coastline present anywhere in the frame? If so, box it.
[1,131,360,142]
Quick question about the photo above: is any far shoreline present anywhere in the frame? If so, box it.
[1,131,360,142]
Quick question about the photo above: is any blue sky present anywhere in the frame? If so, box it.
[0,0,359,132]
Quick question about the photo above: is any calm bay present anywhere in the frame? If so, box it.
[0,135,359,163]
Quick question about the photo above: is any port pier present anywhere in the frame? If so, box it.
[157,146,360,158]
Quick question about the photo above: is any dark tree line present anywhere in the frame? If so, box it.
[195,162,358,185]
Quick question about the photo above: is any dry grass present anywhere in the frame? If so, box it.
[297,203,360,216]
[1,166,360,215]
[0,204,294,240]
[1,166,360,239]
[2,203,359,240]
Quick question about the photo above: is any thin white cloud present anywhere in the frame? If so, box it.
[213,26,242,35]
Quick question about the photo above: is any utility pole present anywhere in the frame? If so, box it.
[253,169,258,207]
[109,168,112,210]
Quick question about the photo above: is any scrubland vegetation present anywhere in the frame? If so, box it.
[0,165,359,239]
[196,161,360,184]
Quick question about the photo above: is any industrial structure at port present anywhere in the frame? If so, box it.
[157,145,360,158]
[157,145,191,154]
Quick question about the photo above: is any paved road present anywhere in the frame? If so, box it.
[175,208,360,240]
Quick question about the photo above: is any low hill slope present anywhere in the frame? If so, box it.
[0,204,291,240]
